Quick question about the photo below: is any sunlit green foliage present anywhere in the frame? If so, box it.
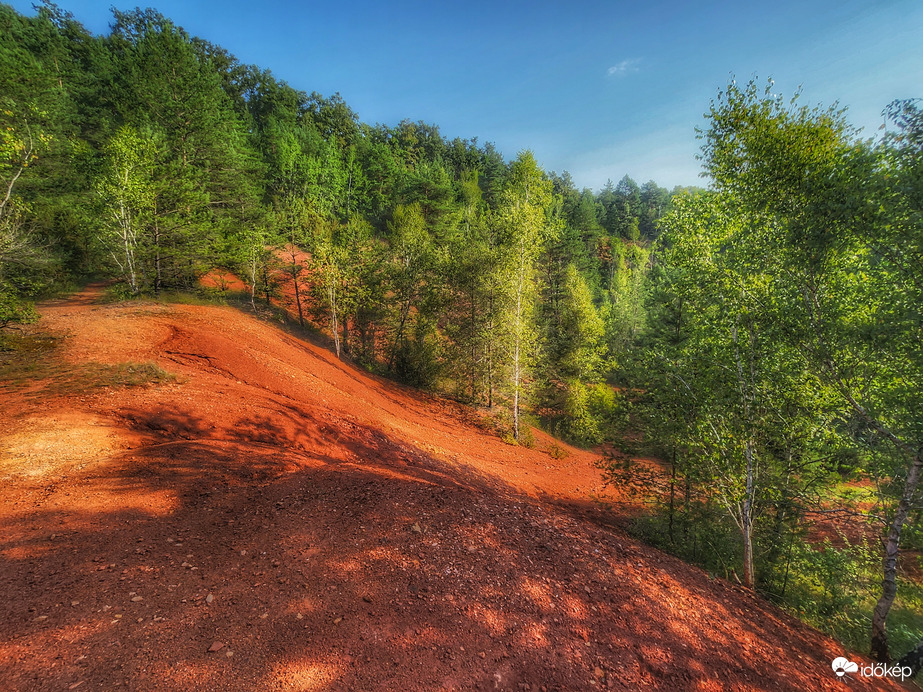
[619,79,923,667]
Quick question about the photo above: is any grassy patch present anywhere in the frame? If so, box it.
[781,540,923,669]
[65,361,176,392]
[546,442,570,460]
[0,331,176,394]
[157,289,231,306]
[102,283,240,307]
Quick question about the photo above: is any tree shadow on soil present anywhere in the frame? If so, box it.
[0,404,892,691]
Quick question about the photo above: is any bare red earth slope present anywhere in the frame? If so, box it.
[0,287,905,691]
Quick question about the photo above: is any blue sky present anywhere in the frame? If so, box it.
[9,0,923,190]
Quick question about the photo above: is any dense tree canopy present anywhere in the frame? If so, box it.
[639,80,923,671]
[0,1,675,428]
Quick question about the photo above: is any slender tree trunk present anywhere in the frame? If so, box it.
[872,451,923,663]
[512,325,521,440]
[470,290,477,401]
[388,299,412,370]
[730,319,758,590]
[742,439,756,589]
[511,239,526,441]
[248,253,257,310]
[153,218,162,296]
[780,528,796,599]
[669,448,677,545]
[117,201,138,294]
[0,132,33,214]
[487,341,494,408]
[800,281,922,661]
[341,312,349,356]
[288,240,304,328]
[293,271,304,327]
[487,289,495,408]
[512,361,520,439]
[262,264,272,306]
[328,278,340,358]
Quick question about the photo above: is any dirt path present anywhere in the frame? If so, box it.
[0,286,905,691]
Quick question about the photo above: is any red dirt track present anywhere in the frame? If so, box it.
[0,286,905,691]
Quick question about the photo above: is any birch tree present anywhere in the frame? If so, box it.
[0,101,50,329]
[702,80,923,666]
[657,193,768,588]
[493,152,554,441]
[96,125,155,294]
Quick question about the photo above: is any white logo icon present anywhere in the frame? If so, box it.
[832,657,859,677]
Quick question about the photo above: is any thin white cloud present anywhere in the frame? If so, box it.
[607,59,640,77]
[563,124,704,190]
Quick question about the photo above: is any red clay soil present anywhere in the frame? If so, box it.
[0,286,908,691]
[198,271,249,294]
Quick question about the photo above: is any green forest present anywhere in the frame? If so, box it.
[1,2,921,676]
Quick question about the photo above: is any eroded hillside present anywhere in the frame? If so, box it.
[0,288,903,691]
